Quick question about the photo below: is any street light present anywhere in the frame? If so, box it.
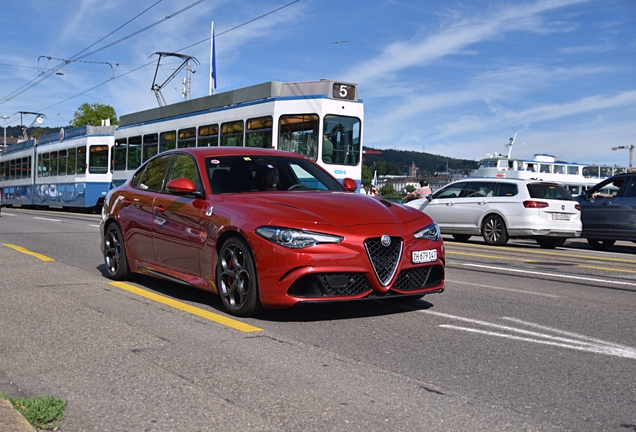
[1,115,9,147]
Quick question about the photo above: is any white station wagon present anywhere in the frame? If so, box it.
[405,178,582,248]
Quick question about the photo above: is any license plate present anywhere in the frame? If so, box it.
[551,213,570,221]
[412,249,437,264]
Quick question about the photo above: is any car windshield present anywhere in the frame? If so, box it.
[527,183,574,200]
[206,155,347,193]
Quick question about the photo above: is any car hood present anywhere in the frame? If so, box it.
[220,191,427,227]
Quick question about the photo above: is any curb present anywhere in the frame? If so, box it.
[0,398,35,431]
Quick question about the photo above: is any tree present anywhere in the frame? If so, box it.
[71,103,119,127]
[379,183,397,196]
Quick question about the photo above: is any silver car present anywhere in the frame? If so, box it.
[405,178,582,248]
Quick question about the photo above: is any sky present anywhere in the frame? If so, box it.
[1,0,635,167]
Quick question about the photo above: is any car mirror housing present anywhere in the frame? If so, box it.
[341,178,358,192]
[166,178,197,194]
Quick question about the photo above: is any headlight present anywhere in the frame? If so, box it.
[256,227,344,249]
[414,222,440,242]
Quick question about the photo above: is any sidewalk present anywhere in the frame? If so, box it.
[0,371,36,431]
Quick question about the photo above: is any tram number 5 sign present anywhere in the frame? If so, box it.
[332,83,356,100]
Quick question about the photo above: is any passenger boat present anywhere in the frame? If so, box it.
[470,134,626,195]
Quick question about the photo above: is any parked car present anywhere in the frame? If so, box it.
[100,147,445,317]
[404,178,581,248]
[576,172,636,250]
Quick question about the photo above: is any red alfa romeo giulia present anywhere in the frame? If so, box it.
[100,147,445,317]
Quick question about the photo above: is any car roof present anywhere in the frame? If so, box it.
[449,177,564,186]
[159,147,305,159]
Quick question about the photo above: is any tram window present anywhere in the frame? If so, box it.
[89,145,109,174]
[50,151,59,177]
[21,157,29,179]
[9,159,16,180]
[41,153,50,177]
[58,150,67,176]
[279,114,319,160]
[221,121,244,147]
[246,116,273,148]
[128,136,142,169]
[67,147,76,175]
[178,128,196,148]
[0,160,6,181]
[77,146,87,175]
[114,138,127,171]
[160,131,176,153]
[142,133,158,163]
[322,115,361,166]
[198,124,218,146]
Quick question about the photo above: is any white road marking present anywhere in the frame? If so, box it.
[447,279,561,298]
[1,212,15,216]
[33,217,61,222]
[88,224,101,228]
[423,310,636,359]
[461,263,636,287]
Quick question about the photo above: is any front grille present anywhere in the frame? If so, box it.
[364,237,403,286]
[287,273,372,297]
[393,265,444,291]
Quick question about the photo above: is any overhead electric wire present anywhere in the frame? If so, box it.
[0,0,177,107]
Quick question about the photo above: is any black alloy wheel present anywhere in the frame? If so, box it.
[481,215,509,246]
[452,234,472,242]
[587,239,616,251]
[535,237,567,249]
[216,236,264,317]
[104,223,130,281]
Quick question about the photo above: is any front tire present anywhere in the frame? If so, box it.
[216,236,264,317]
[103,223,130,280]
[536,237,566,249]
[587,239,615,251]
[481,215,508,246]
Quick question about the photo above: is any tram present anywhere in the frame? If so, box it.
[112,80,363,188]
[0,79,364,210]
[0,125,115,210]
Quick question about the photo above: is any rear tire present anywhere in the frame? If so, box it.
[587,239,615,251]
[216,236,264,317]
[536,237,566,249]
[103,223,130,281]
[481,215,508,246]
[452,234,471,242]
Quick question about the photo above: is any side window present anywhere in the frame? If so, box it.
[136,155,171,191]
[433,182,466,199]
[165,153,202,192]
[462,181,494,197]
[493,182,518,197]
[623,176,636,198]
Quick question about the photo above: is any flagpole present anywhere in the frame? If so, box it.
[209,21,216,95]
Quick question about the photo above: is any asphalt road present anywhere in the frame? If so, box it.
[1,208,635,431]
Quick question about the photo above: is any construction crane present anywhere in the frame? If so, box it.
[611,145,634,172]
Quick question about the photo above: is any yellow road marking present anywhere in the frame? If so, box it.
[109,282,262,333]
[447,241,636,264]
[2,243,55,262]
[447,251,535,262]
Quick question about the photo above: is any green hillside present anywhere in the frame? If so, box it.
[363,147,478,176]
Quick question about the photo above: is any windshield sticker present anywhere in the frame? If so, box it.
[210,159,220,165]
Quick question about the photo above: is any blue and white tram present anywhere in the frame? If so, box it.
[0,125,115,210]
[112,80,363,188]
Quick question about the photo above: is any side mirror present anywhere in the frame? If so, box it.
[166,178,197,194]
[426,193,433,201]
[341,178,359,192]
